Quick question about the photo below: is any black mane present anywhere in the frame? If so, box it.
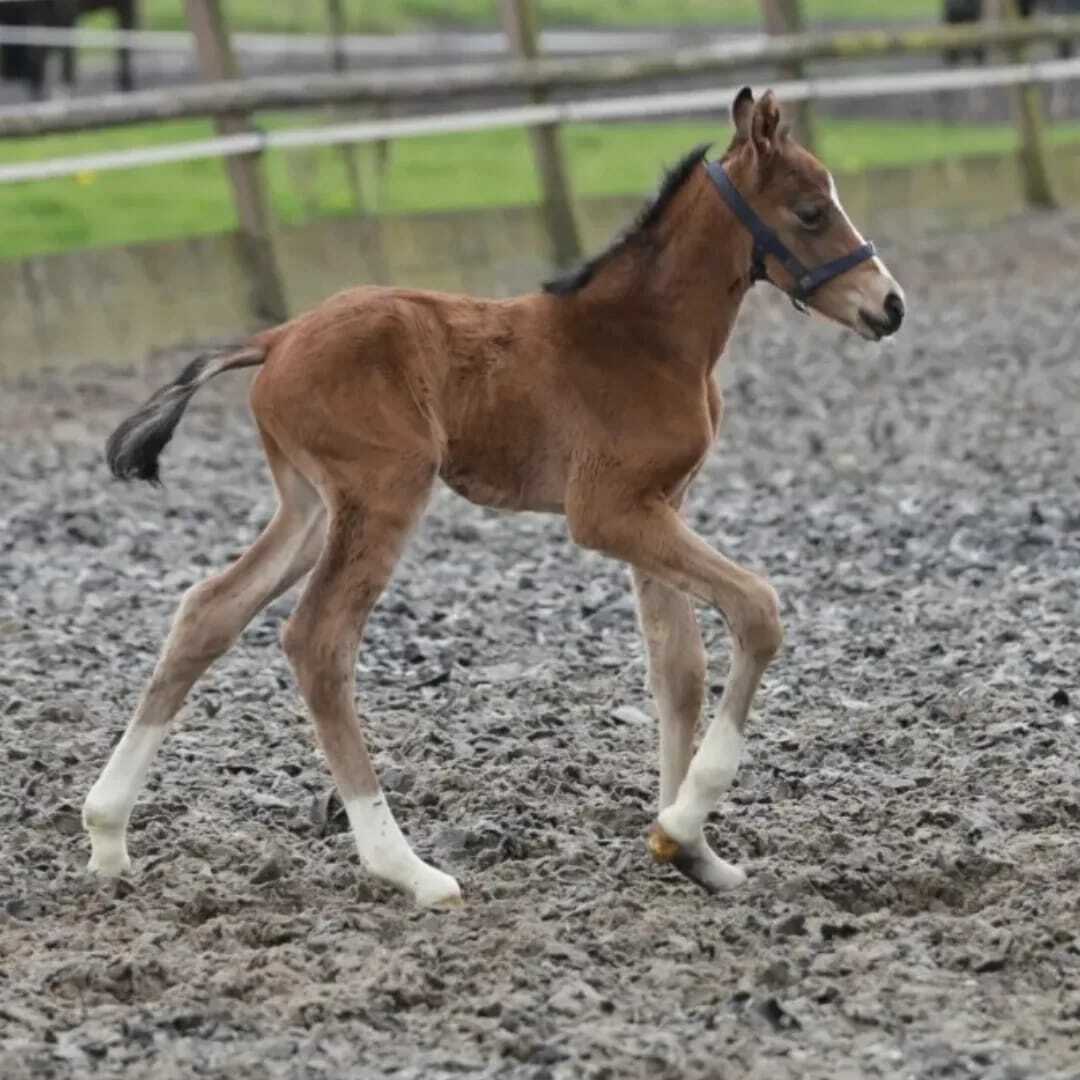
[543,143,712,296]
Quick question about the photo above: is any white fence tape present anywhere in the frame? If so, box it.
[2,56,1080,185]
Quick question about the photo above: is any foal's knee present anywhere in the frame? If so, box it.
[737,580,783,662]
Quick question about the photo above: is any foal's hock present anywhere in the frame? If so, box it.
[86,88,905,908]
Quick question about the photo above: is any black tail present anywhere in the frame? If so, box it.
[106,344,266,484]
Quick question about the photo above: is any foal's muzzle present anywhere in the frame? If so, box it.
[859,291,905,340]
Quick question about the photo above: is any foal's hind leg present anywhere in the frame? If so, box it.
[633,569,746,892]
[84,439,324,875]
[632,569,704,810]
[281,457,460,909]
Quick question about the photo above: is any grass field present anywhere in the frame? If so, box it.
[3,116,1077,261]
[115,1,942,35]
[17,2,1008,261]
[33,3,1002,260]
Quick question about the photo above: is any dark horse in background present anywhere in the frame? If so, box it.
[0,0,136,100]
[944,0,1079,63]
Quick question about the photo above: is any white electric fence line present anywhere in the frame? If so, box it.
[2,55,1080,185]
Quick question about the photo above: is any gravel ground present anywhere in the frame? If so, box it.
[1,212,1079,1079]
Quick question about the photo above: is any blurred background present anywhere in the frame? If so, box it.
[2,0,1080,367]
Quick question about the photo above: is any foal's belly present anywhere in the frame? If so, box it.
[439,444,566,514]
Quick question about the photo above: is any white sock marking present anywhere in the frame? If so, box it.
[84,723,166,875]
[659,718,743,844]
[345,793,461,907]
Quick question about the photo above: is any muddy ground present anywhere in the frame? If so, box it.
[1,212,1079,1079]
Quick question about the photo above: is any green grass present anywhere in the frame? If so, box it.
[2,116,1078,261]
[99,0,941,34]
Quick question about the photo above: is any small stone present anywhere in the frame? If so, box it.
[547,979,601,1017]
[382,767,415,794]
[774,912,808,938]
[111,877,136,900]
[757,996,801,1031]
[612,706,651,726]
[761,960,792,989]
[667,933,696,958]
[478,662,524,684]
[51,810,83,836]
[821,922,859,942]
[250,856,284,885]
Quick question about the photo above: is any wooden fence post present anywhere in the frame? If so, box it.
[499,0,581,269]
[760,0,816,153]
[1001,0,1057,209]
[325,0,366,212]
[184,0,288,322]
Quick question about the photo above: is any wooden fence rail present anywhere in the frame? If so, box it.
[3,18,1080,138]
[0,23,701,58]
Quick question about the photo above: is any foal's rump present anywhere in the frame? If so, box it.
[105,284,549,509]
[104,286,457,490]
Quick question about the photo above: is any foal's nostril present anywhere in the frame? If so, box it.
[883,291,905,333]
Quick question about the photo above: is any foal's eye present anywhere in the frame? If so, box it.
[796,205,827,229]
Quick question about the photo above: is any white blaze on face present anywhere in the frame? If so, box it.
[826,171,905,335]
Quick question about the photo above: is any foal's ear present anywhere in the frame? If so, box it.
[751,90,782,159]
[731,86,754,142]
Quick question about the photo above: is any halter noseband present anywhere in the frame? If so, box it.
[705,160,875,314]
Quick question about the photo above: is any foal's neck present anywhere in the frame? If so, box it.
[570,165,754,377]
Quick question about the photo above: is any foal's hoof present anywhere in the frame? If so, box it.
[647,823,747,895]
[428,891,465,911]
[86,830,132,878]
[87,849,132,879]
[412,868,464,910]
[647,822,682,863]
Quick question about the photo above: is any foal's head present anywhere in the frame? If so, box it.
[723,87,905,341]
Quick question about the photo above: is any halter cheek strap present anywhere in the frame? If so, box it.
[705,160,876,314]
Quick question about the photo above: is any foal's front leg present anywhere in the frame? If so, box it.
[633,571,745,890]
[576,502,783,893]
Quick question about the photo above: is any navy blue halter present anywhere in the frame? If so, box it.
[705,160,876,314]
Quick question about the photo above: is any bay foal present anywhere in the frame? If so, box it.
[85,89,905,907]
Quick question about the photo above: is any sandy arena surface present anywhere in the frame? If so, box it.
[1,212,1079,1079]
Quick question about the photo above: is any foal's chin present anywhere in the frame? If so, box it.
[812,303,892,342]
[851,318,889,343]
[804,306,871,341]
